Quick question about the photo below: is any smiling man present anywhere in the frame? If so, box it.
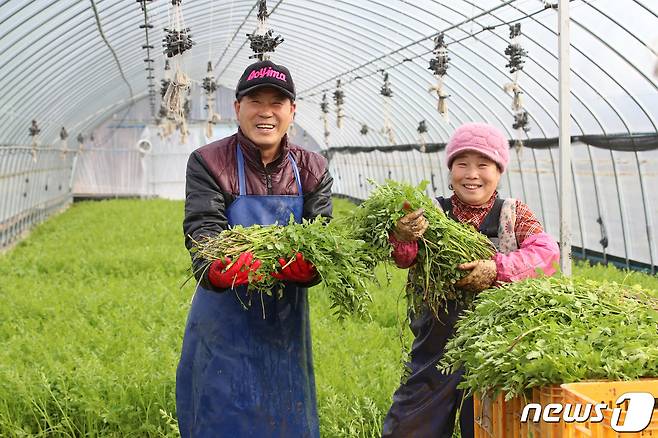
[177,60,332,438]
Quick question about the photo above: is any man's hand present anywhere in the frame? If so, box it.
[455,259,497,293]
[393,208,429,242]
[271,252,317,283]
[208,252,261,289]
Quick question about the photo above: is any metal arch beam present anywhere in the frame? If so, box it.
[0,0,61,45]
[582,0,658,57]
[433,0,594,135]
[1,0,251,143]
[2,0,142,143]
[215,5,476,142]
[496,0,655,136]
[632,0,658,20]
[208,1,466,144]
[21,0,540,148]
[382,0,604,139]
[293,0,576,140]
[4,0,657,146]
[296,0,520,95]
[570,18,657,131]
[0,1,552,144]
[2,2,248,143]
[275,1,549,142]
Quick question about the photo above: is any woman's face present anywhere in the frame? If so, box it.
[450,151,502,206]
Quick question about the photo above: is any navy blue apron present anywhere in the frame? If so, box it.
[382,197,504,438]
[176,145,319,438]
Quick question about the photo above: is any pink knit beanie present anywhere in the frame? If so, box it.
[445,123,510,172]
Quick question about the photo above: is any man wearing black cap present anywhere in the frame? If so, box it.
[176,59,332,438]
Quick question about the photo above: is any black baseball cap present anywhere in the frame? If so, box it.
[235,60,296,101]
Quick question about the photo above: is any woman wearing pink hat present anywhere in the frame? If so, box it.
[382,122,560,438]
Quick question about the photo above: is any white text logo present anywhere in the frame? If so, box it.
[520,392,655,432]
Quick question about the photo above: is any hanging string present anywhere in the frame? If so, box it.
[157,61,175,139]
[428,33,450,121]
[202,61,221,138]
[162,0,194,143]
[59,127,68,160]
[380,71,395,145]
[28,120,40,162]
[417,120,428,152]
[320,93,330,147]
[138,1,156,116]
[504,23,529,150]
[334,79,345,128]
[653,38,658,78]
[203,0,217,140]
[247,0,284,61]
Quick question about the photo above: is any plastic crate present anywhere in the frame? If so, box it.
[474,386,563,438]
[561,380,658,437]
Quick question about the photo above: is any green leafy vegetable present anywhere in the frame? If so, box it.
[191,216,378,320]
[439,276,658,400]
[341,180,495,315]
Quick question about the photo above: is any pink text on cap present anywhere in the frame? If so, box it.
[247,67,287,82]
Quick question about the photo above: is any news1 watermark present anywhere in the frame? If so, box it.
[520,392,657,432]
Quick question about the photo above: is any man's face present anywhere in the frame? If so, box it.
[234,87,296,150]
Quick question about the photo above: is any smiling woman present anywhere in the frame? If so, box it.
[382,123,559,438]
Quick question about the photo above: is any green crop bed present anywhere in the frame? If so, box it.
[0,198,655,437]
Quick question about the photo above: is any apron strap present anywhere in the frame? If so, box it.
[288,154,303,195]
[236,145,247,196]
[236,144,303,196]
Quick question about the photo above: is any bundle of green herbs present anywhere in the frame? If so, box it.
[439,276,658,400]
[190,216,378,320]
[341,180,495,315]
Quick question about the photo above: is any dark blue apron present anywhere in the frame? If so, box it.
[176,145,319,438]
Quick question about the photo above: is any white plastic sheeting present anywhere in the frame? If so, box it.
[0,0,657,269]
[328,143,658,268]
[1,1,656,147]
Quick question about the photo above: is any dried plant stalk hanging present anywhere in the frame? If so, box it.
[417,120,428,152]
[247,0,284,61]
[162,69,190,122]
[380,72,395,145]
[202,61,220,138]
[59,127,68,160]
[428,33,450,121]
[28,119,40,162]
[157,61,175,139]
[334,79,345,128]
[162,0,194,142]
[504,23,529,150]
[320,93,330,146]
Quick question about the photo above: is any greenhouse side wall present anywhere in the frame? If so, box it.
[0,146,75,251]
[327,141,658,273]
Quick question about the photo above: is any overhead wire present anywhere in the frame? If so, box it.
[215,0,286,82]
[297,0,568,99]
[88,0,134,101]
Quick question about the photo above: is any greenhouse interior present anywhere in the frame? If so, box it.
[1,0,657,437]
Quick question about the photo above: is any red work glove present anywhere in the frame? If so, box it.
[207,252,262,289]
[271,252,317,283]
